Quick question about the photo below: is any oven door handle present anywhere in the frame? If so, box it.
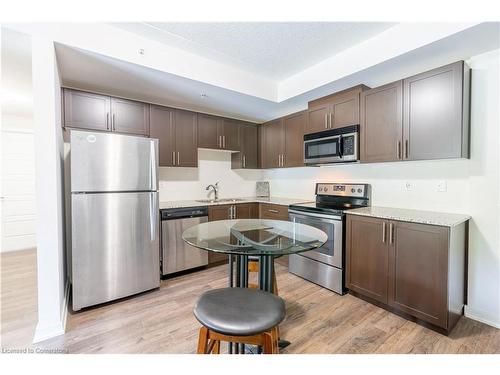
[289,209,342,221]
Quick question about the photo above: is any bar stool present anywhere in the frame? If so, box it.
[194,287,285,354]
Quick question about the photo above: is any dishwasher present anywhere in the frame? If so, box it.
[161,206,209,276]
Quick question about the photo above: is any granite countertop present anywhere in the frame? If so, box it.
[347,206,471,227]
[159,197,313,210]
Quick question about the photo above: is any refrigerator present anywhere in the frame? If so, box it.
[68,130,160,311]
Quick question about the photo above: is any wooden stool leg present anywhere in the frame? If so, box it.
[273,271,278,295]
[213,340,220,354]
[262,331,274,354]
[197,327,209,354]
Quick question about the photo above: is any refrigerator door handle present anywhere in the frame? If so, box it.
[150,192,158,241]
[150,140,157,190]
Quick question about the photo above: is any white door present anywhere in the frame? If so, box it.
[1,128,36,252]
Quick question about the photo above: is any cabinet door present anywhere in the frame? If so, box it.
[331,93,359,129]
[361,81,403,163]
[237,123,259,169]
[306,105,329,134]
[208,205,232,221]
[173,110,198,167]
[111,98,150,136]
[235,204,251,219]
[63,89,111,131]
[198,113,221,149]
[150,105,174,167]
[283,111,305,167]
[346,215,389,303]
[262,119,283,168]
[388,221,449,328]
[403,61,464,160]
[221,119,240,151]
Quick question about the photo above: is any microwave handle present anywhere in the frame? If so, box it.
[338,134,343,158]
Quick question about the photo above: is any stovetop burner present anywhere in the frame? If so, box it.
[289,183,370,216]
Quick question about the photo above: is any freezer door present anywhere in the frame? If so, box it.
[70,130,158,192]
[71,191,160,310]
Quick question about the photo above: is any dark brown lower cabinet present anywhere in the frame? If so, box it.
[207,203,259,264]
[346,214,468,334]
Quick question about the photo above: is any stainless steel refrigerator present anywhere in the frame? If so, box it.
[68,130,159,311]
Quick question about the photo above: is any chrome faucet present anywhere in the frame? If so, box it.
[205,182,219,201]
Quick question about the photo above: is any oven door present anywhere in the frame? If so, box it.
[289,210,343,268]
[304,135,341,164]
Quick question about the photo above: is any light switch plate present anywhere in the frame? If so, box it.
[437,180,447,192]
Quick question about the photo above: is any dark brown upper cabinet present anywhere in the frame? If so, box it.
[63,89,111,132]
[403,61,470,161]
[197,113,221,149]
[261,118,283,169]
[63,89,149,136]
[306,85,369,135]
[173,109,198,167]
[197,114,240,151]
[283,111,305,167]
[150,106,197,167]
[232,123,259,169]
[260,110,306,169]
[360,81,403,163]
[346,214,468,334]
[110,97,150,136]
[149,105,174,167]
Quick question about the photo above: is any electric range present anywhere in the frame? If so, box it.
[288,183,370,294]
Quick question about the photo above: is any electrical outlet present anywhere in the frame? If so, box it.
[404,181,413,191]
[437,180,447,192]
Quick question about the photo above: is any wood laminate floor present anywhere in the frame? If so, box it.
[1,248,38,349]
[30,261,499,354]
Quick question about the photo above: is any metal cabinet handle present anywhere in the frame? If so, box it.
[382,222,386,243]
[329,113,333,129]
[223,135,225,149]
[243,155,246,168]
[106,113,109,130]
[268,209,279,213]
[404,140,409,159]
[177,152,180,165]
[112,113,115,131]
[172,151,176,166]
[324,114,328,129]
[389,223,394,244]
[397,141,401,160]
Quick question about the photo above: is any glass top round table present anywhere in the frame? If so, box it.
[182,218,327,256]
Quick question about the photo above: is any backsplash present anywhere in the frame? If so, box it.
[158,149,263,202]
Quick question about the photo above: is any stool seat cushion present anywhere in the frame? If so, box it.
[193,288,285,336]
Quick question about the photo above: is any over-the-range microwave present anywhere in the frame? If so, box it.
[304,125,359,165]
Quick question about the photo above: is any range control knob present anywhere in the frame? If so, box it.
[324,187,329,192]
[357,188,362,193]
[318,187,323,192]
[351,188,355,193]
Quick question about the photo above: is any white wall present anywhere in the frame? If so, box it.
[31,36,67,343]
[264,49,500,328]
[159,149,263,202]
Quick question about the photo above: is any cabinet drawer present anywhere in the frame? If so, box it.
[259,203,289,220]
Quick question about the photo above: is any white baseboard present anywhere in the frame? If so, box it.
[32,280,70,344]
[465,306,500,329]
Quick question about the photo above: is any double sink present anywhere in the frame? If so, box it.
[195,198,246,204]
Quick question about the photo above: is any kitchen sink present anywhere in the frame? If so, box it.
[195,198,246,203]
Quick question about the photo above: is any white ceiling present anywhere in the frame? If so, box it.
[1,27,33,118]
[55,23,500,122]
[112,22,396,81]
